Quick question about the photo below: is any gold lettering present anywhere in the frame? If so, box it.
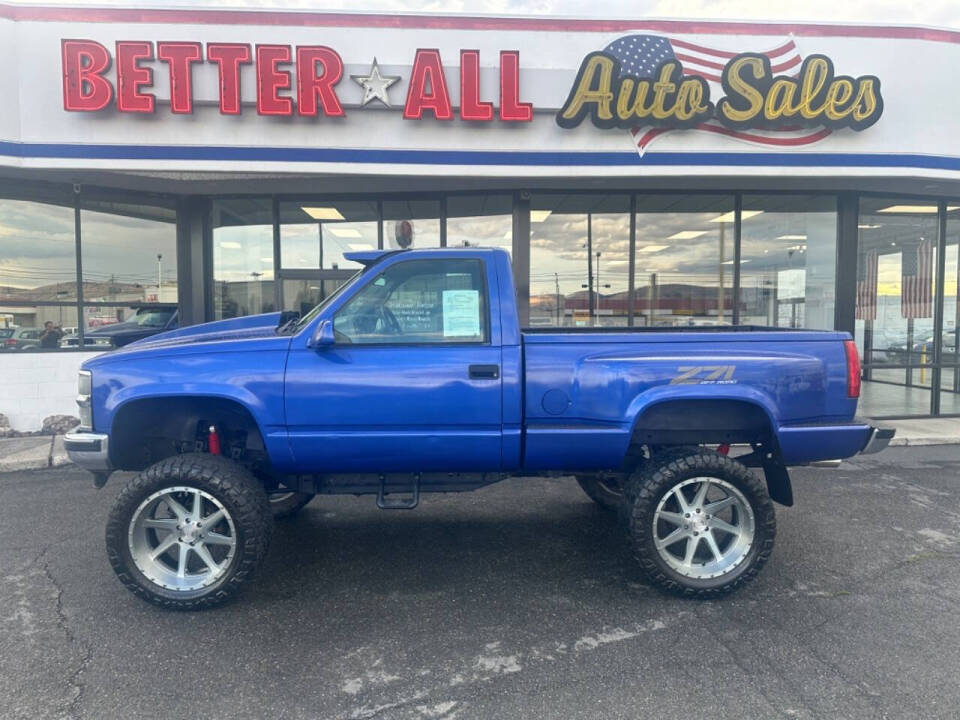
[559,54,615,122]
[824,78,855,120]
[651,62,678,120]
[851,79,878,122]
[674,81,709,121]
[719,56,766,123]
[799,57,829,119]
[764,78,798,120]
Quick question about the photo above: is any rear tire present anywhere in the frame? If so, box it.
[623,448,776,597]
[105,454,273,610]
[575,474,623,511]
[268,491,315,519]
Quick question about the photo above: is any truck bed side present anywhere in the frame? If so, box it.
[521,330,866,470]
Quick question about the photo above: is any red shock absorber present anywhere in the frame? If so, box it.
[717,443,731,456]
[208,425,221,455]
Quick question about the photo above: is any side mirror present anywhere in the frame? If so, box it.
[308,319,336,349]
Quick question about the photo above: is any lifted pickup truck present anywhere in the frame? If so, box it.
[66,248,892,608]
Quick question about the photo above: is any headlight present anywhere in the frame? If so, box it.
[77,370,92,429]
[78,370,92,397]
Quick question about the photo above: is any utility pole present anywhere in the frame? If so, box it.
[554,272,561,325]
[157,253,163,298]
[586,213,594,322]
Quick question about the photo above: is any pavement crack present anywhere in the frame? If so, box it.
[697,607,798,719]
[36,546,92,720]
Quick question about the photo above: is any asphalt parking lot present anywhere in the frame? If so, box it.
[2,446,959,720]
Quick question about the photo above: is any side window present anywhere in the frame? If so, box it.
[334,259,488,344]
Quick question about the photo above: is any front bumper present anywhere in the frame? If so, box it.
[64,431,112,473]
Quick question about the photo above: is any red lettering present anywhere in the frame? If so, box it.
[459,50,493,122]
[116,41,155,113]
[403,49,453,121]
[61,39,113,112]
[256,45,293,116]
[207,43,251,115]
[157,42,202,114]
[499,50,532,122]
[296,46,345,117]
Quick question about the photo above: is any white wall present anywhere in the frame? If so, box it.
[0,352,104,431]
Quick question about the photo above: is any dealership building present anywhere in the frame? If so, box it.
[0,4,959,428]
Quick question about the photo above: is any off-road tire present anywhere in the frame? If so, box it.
[106,454,273,610]
[623,448,776,597]
[269,491,315,519]
[576,474,623,511]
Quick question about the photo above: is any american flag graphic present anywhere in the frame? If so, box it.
[901,238,934,319]
[856,249,878,321]
[602,34,832,155]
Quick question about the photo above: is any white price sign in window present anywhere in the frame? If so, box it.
[442,289,480,337]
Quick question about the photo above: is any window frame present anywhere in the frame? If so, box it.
[331,257,492,347]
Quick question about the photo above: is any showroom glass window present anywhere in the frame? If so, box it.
[446,195,513,255]
[942,208,960,414]
[80,199,178,344]
[0,196,77,349]
[212,198,276,320]
[634,195,735,327]
[382,199,441,250]
[739,195,837,329]
[855,198,939,417]
[279,200,378,271]
[529,194,630,327]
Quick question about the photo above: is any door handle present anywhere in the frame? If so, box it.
[469,364,500,380]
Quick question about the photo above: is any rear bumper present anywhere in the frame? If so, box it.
[776,423,895,465]
[860,427,896,455]
[64,431,112,473]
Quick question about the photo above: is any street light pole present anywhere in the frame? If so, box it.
[157,253,163,298]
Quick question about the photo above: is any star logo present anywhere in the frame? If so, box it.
[351,58,401,108]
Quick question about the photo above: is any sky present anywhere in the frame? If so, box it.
[14,0,960,29]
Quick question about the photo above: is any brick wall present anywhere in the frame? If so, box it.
[0,352,105,431]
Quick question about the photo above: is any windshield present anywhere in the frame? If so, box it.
[290,269,365,333]
[0,329,12,338]
[133,310,175,328]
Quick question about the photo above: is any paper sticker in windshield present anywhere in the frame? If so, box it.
[669,365,737,385]
[442,289,481,337]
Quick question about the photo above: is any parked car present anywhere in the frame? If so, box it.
[83,306,178,348]
[59,334,115,350]
[3,326,42,350]
[66,248,893,609]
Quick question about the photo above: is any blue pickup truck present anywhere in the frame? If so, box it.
[66,248,892,609]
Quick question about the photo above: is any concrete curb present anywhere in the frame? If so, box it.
[889,436,960,447]
[0,435,70,473]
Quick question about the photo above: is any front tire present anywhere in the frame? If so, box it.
[624,449,776,597]
[106,454,273,610]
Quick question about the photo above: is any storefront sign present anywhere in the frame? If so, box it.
[556,34,883,145]
[2,8,954,178]
[61,40,532,122]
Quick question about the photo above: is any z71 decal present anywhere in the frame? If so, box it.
[669,365,737,385]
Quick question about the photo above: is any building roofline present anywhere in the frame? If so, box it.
[2,3,960,44]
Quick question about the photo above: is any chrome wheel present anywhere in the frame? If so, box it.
[128,486,237,592]
[652,476,755,580]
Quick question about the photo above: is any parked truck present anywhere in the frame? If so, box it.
[65,248,893,609]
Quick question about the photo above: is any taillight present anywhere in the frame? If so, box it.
[844,339,861,398]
